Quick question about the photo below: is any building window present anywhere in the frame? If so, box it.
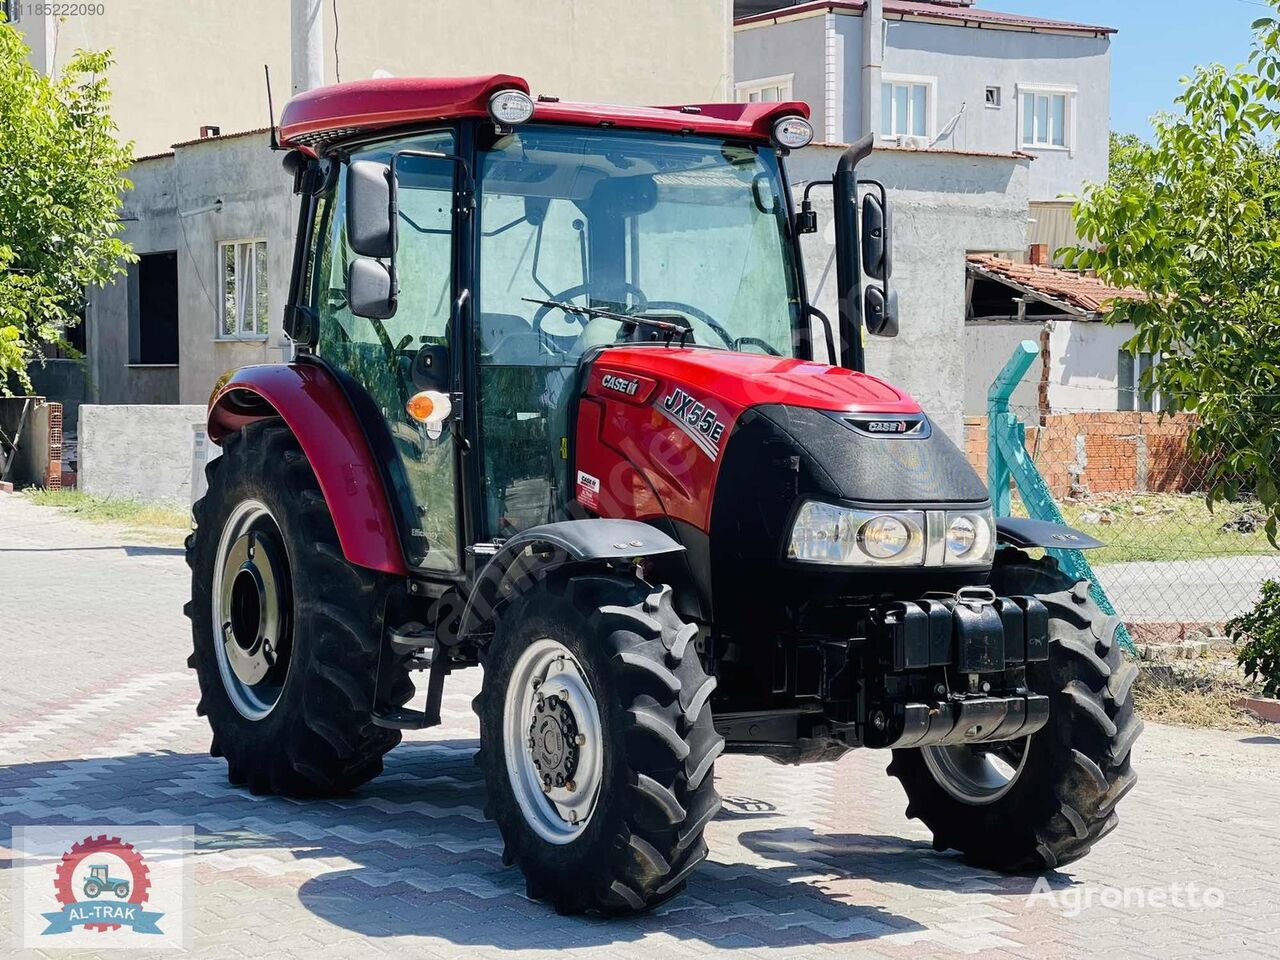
[1118,350,1162,413]
[1020,88,1071,149]
[735,75,794,103]
[218,239,268,338]
[128,251,179,365]
[880,75,934,139]
[985,86,1002,108]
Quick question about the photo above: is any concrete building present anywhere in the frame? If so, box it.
[733,0,1114,252]
[45,1,735,409]
[963,252,1148,417]
[6,0,735,157]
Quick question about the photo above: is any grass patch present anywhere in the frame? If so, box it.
[1041,493,1278,566]
[1134,667,1263,731]
[23,489,190,543]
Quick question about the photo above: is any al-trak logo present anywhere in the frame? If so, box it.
[657,386,726,461]
[42,835,164,936]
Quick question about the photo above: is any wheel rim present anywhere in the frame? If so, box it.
[502,638,604,844]
[921,738,1031,805]
[212,499,292,720]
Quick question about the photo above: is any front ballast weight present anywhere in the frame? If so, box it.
[864,591,1052,750]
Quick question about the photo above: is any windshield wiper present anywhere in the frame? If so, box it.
[521,297,692,342]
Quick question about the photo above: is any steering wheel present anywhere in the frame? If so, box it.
[644,300,750,352]
[532,282,648,353]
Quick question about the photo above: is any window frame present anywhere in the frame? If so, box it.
[879,73,937,142]
[735,73,795,104]
[216,237,270,341]
[1017,84,1076,154]
[1118,349,1162,413]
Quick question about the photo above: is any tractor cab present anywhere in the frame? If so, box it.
[190,75,1138,916]
[280,78,894,579]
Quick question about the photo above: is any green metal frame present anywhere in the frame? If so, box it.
[987,340,1136,654]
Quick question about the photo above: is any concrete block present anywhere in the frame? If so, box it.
[1235,696,1280,724]
[78,404,207,504]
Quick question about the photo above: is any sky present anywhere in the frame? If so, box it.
[994,0,1271,136]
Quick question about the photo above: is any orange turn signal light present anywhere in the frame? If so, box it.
[406,390,452,425]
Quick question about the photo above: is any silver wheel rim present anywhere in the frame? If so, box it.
[921,738,1031,805]
[211,499,292,720]
[502,638,604,844]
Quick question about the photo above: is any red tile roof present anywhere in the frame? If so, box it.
[966,254,1143,315]
[736,1,1115,35]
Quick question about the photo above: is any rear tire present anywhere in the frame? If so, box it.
[474,574,722,914]
[186,420,414,796]
[888,551,1140,871]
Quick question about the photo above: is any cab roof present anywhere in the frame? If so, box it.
[278,73,810,153]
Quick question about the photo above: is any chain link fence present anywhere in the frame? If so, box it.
[966,389,1280,643]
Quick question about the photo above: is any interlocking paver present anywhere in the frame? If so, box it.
[2,492,1280,959]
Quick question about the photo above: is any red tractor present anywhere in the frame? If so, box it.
[187,74,1139,914]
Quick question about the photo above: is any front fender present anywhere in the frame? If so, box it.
[995,516,1103,551]
[451,519,684,644]
[207,362,407,576]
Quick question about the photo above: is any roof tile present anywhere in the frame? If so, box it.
[966,254,1143,314]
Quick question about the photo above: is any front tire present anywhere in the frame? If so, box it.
[889,551,1140,871]
[186,420,413,796]
[474,574,722,914]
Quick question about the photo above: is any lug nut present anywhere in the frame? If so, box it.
[527,737,535,750]
[934,684,947,697]
[871,711,887,731]
[575,733,586,746]
[565,779,576,792]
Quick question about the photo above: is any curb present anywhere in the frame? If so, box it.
[1234,696,1280,724]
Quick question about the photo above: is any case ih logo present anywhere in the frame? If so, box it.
[845,415,928,437]
[658,387,726,460]
[600,373,640,397]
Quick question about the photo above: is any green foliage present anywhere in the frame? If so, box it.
[0,22,134,393]
[1226,579,1280,698]
[1107,132,1153,192]
[1066,5,1280,546]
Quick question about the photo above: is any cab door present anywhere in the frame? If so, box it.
[311,130,462,574]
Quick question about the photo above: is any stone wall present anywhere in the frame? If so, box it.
[78,404,207,504]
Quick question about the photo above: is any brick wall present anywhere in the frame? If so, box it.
[965,412,1201,496]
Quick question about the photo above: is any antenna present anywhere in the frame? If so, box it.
[264,64,281,151]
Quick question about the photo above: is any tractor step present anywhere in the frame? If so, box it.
[372,707,438,730]
[389,622,436,657]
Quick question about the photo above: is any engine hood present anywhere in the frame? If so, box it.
[591,346,920,415]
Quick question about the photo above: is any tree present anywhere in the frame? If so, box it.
[0,20,134,393]
[1107,132,1153,192]
[1066,8,1280,544]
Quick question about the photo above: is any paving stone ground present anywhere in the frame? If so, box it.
[2,492,1279,959]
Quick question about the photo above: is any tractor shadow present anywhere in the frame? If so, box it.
[0,741,1068,950]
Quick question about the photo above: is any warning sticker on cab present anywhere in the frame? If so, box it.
[576,470,601,510]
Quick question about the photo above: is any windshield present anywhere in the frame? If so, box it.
[475,127,803,362]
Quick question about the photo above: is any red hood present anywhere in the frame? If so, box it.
[594,347,920,414]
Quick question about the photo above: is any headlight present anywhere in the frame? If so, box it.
[943,510,996,565]
[787,502,925,566]
[787,502,995,568]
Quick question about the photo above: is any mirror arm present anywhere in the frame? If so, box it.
[833,133,874,372]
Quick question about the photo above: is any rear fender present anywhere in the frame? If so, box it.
[207,362,408,576]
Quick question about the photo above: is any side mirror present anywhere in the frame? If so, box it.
[859,182,897,338]
[864,286,899,338]
[347,258,396,319]
[347,160,395,259]
[861,192,892,281]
